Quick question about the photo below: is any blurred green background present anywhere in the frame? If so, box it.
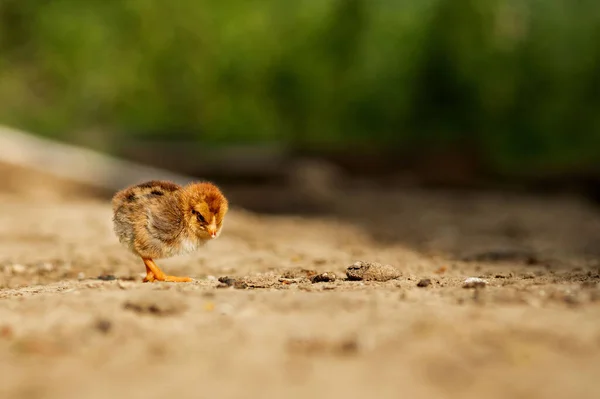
[1,0,599,180]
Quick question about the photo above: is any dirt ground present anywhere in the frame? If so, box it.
[1,184,600,399]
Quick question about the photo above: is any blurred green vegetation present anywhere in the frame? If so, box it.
[0,0,599,174]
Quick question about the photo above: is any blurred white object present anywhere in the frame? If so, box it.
[463,277,488,288]
[0,125,196,192]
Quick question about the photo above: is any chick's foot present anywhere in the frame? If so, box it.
[142,258,192,283]
[142,273,190,283]
[162,275,193,282]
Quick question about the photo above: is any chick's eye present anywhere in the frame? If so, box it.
[191,209,205,222]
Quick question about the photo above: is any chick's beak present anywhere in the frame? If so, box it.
[207,224,218,238]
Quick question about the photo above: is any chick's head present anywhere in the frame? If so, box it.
[181,182,229,239]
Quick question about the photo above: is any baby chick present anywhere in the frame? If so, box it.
[112,180,228,282]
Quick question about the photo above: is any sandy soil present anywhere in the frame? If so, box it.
[1,187,600,399]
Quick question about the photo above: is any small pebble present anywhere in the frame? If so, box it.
[417,279,431,288]
[218,276,237,286]
[463,277,488,289]
[217,276,248,289]
[310,272,336,283]
[77,272,86,280]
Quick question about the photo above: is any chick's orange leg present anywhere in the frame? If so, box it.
[142,258,192,283]
[143,262,156,282]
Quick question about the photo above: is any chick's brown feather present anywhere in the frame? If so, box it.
[111,180,182,211]
[112,181,182,258]
[112,180,228,260]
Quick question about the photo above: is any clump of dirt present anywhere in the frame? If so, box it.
[281,268,318,279]
[346,261,401,281]
[217,276,248,289]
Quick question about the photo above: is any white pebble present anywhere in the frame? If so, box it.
[463,277,488,288]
